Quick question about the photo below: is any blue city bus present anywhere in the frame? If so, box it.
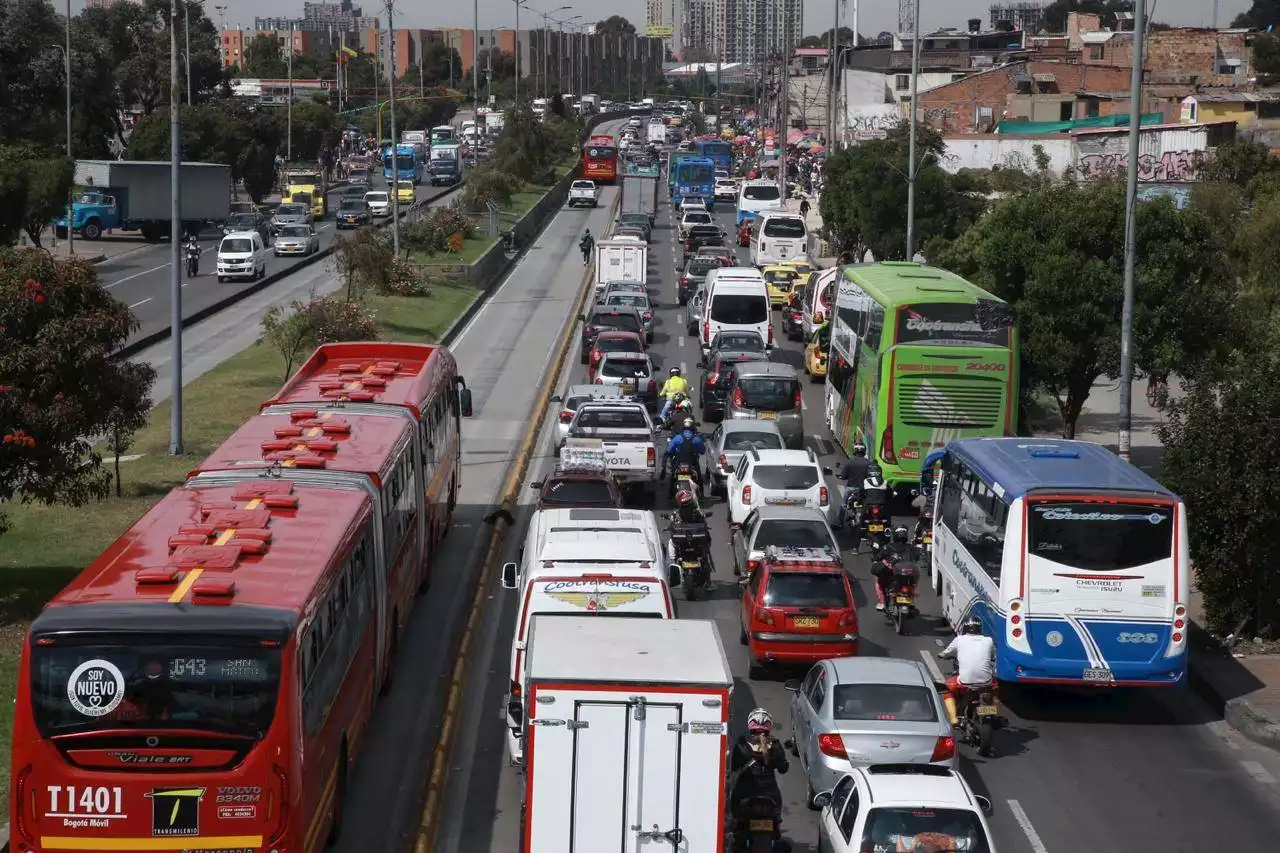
[696,139,733,173]
[674,156,716,207]
[383,143,423,183]
[930,438,1189,687]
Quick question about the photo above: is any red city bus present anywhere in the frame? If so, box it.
[9,343,472,853]
[583,135,618,184]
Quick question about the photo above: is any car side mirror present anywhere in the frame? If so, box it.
[550,394,562,403]
[822,466,833,475]
[500,562,519,590]
[729,522,741,531]
[812,791,833,810]
[667,564,681,587]
[975,795,993,815]
[506,699,524,727]
[577,313,586,322]
[459,388,474,418]
[529,480,545,490]
[783,678,801,693]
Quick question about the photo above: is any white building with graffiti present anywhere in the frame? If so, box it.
[935,119,1237,183]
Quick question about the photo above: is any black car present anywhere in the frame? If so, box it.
[705,329,767,365]
[682,224,724,261]
[579,307,644,364]
[617,213,652,240]
[679,255,722,306]
[223,211,270,244]
[699,352,760,421]
[531,471,624,509]
[336,199,370,229]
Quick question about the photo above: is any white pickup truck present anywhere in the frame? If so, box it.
[567,179,600,208]
[564,405,657,501]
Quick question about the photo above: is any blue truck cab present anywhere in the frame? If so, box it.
[55,190,119,241]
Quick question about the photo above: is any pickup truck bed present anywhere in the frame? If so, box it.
[564,405,657,500]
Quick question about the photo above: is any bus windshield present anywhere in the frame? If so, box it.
[678,164,714,184]
[1029,500,1173,572]
[898,302,1008,346]
[31,636,281,739]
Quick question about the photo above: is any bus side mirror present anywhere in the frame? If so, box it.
[459,388,474,418]
[501,562,519,589]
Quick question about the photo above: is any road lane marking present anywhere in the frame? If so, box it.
[128,297,152,309]
[1007,800,1049,853]
[1242,760,1276,784]
[677,336,684,347]
[105,262,170,289]
[918,649,946,685]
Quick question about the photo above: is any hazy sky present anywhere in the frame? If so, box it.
[189,0,1249,38]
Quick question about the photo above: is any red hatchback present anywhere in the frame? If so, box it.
[588,330,646,380]
[739,545,858,679]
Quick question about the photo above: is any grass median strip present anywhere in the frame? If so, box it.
[0,280,480,803]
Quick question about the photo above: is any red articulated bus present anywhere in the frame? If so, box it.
[9,342,472,853]
[583,134,618,184]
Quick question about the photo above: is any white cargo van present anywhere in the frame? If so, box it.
[751,211,808,266]
[499,507,674,765]
[700,267,772,354]
[800,265,841,341]
[520,617,733,853]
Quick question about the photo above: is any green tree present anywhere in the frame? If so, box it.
[1232,0,1280,28]
[240,33,287,78]
[420,41,464,88]
[0,146,74,248]
[333,229,394,300]
[798,26,862,48]
[1196,139,1280,200]
[0,249,149,536]
[126,102,261,187]
[287,100,337,161]
[260,301,315,381]
[1159,349,1280,638]
[1041,0,1134,32]
[102,361,156,498]
[595,15,636,37]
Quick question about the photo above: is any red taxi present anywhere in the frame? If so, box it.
[587,330,647,381]
[739,545,858,679]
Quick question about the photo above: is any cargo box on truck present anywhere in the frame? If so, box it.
[519,616,733,853]
[620,174,658,224]
[54,160,231,241]
[594,238,648,289]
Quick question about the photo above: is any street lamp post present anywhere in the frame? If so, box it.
[61,0,74,257]
[904,0,921,260]
[542,6,570,99]
[513,0,529,105]
[385,0,400,256]
[1117,0,1148,462]
[169,0,184,455]
[287,21,295,160]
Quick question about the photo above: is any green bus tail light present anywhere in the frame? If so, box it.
[881,425,897,464]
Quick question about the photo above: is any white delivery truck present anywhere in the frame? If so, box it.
[647,120,668,145]
[521,617,733,853]
[594,237,648,291]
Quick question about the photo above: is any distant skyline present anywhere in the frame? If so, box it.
[164,0,1251,39]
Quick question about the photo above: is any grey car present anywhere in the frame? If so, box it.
[725,361,805,449]
[551,384,625,442]
[705,420,784,497]
[618,212,653,238]
[729,505,838,575]
[605,292,654,343]
[271,202,312,231]
[273,224,319,256]
[684,282,708,336]
[785,657,957,803]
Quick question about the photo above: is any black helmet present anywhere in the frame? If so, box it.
[866,464,884,485]
[963,616,983,635]
[892,525,909,544]
[852,442,867,457]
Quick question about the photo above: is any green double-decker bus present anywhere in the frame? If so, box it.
[824,262,1020,489]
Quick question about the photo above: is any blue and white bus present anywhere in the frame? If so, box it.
[696,139,732,173]
[383,143,423,183]
[930,438,1189,687]
[673,156,716,207]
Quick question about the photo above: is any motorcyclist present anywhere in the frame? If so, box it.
[183,233,201,274]
[664,418,706,498]
[913,448,946,512]
[658,367,691,422]
[729,708,789,839]
[938,616,997,710]
[666,489,710,577]
[871,525,913,611]
[580,228,595,265]
[831,442,870,530]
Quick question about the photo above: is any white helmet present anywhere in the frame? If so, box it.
[682,417,696,429]
[746,707,773,733]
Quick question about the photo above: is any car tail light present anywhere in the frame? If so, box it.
[768,323,775,345]
[745,557,761,574]
[930,736,957,762]
[647,447,656,468]
[681,274,689,284]
[793,387,802,409]
[732,388,744,407]
[708,372,720,385]
[14,763,32,844]
[718,453,728,467]
[754,606,775,626]
[510,678,522,699]
[817,733,847,759]
[559,410,573,423]
[742,485,752,503]
[880,424,897,465]
[590,349,601,365]
[814,310,824,324]
[820,486,829,506]
[643,312,652,321]
[703,320,710,343]
[647,379,657,393]
[267,763,290,845]
[595,377,604,385]
[837,610,857,629]
[584,325,596,336]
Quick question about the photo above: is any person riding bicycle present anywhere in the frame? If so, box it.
[658,367,691,422]
[580,228,595,265]
[938,616,997,707]
[832,442,870,530]
[664,418,706,498]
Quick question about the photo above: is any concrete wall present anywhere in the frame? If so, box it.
[940,135,1074,176]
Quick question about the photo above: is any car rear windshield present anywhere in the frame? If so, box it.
[221,238,253,253]
[366,193,388,202]
[710,294,768,324]
[30,636,281,739]
[762,572,849,608]
[591,312,642,332]
[713,332,765,352]
[688,258,719,276]
[541,479,616,507]
[689,226,721,238]
[279,226,310,238]
[752,465,819,490]
[685,212,711,224]
[575,409,648,430]
[833,684,938,721]
[596,336,642,354]
[607,295,650,311]
[340,201,364,210]
[228,215,257,227]
[743,185,781,202]
[600,358,650,378]
[862,808,990,853]
[756,519,832,550]
[277,204,306,216]
[737,376,799,410]
[722,431,783,452]
[763,218,806,238]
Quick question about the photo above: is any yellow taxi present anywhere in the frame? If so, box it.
[762,265,801,308]
[776,258,816,277]
[804,336,828,380]
[394,181,415,205]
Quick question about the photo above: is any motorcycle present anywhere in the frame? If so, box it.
[666,507,713,601]
[858,490,890,551]
[184,243,200,278]
[935,640,1006,758]
[875,554,919,635]
[732,792,789,853]
[668,461,704,501]
[911,489,934,567]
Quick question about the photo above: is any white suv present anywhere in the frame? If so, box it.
[814,765,996,853]
[726,448,832,526]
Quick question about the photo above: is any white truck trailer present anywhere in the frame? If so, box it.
[520,617,733,853]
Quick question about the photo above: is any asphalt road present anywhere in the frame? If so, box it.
[432,185,1280,852]
[326,120,628,852]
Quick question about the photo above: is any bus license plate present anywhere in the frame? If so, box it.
[791,616,819,628]
[895,595,913,605]
[1083,667,1115,683]
[759,411,777,420]
[868,523,885,533]
[977,704,999,717]
[749,819,775,832]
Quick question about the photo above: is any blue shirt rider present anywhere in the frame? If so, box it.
[664,419,706,495]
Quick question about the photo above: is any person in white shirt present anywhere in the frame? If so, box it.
[938,616,997,697]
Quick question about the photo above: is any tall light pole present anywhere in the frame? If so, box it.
[287,21,295,160]
[828,0,838,143]
[541,8,569,98]
[386,0,400,256]
[169,0,184,455]
[62,0,74,258]
[513,0,530,104]
[904,0,921,260]
[1118,0,1147,462]
[472,0,479,117]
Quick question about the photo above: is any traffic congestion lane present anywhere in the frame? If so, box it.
[437,190,1280,853]
[331,127,628,851]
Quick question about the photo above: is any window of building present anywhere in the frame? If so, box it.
[1088,44,1103,60]
[1059,101,1073,121]
[895,74,910,91]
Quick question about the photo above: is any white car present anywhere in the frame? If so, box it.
[714,178,738,202]
[551,384,626,442]
[679,196,709,213]
[726,447,832,526]
[215,231,268,282]
[814,765,996,853]
[594,351,658,409]
[364,190,390,216]
[679,210,713,239]
[568,180,601,208]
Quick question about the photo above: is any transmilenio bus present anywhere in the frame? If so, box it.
[9,342,472,853]
[823,262,1019,490]
[583,134,618,184]
[930,438,1189,686]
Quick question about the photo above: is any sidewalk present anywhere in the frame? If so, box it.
[20,230,146,265]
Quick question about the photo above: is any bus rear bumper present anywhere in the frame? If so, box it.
[999,654,1187,687]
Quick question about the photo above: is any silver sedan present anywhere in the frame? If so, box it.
[604,292,654,343]
[704,419,784,498]
[785,657,958,805]
[273,224,319,256]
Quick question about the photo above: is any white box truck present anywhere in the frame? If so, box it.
[520,617,733,853]
[594,237,648,289]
